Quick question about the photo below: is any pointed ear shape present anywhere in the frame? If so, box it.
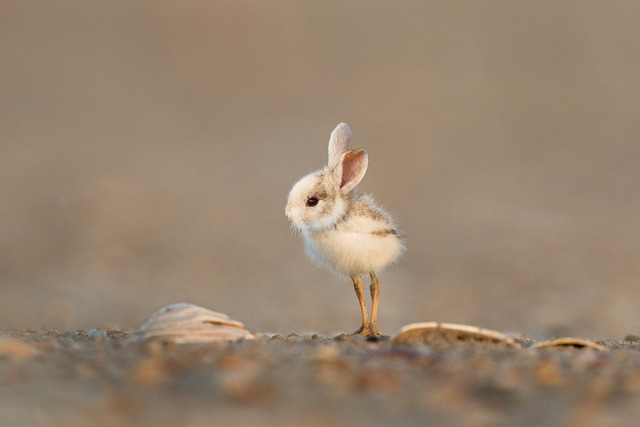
[327,122,352,169]
[334,149,368,194]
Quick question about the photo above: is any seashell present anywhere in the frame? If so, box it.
[133,303,254,343]
[391,322,517,347]
[532,337,607,351]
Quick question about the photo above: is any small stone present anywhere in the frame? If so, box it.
[132,357,166,386]
[536,360,562,386]
[358,368,404,394]
[0,338,38,360]
[88,329,108,339]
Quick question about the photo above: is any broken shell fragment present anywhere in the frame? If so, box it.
[391,322,518,347]
[133,303,254,343]
[532,338,607,351]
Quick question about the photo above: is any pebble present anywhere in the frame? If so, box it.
[0,337,38,360]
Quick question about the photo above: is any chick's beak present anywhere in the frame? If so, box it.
[284,203,292,222]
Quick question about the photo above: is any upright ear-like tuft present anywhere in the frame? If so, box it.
[327,122,352,169]
[335,149,368,194]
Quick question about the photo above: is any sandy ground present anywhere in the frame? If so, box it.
[1,330,640,427]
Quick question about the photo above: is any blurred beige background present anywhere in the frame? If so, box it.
[1,1,638,338]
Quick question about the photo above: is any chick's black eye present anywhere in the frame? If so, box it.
[306,197,319,207]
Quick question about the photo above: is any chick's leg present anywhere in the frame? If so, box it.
[368,272,382,337]
[351,275,369,335]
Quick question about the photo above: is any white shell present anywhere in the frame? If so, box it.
[133,303,254,343]
[532,337,606,351]
[391,322,517,347]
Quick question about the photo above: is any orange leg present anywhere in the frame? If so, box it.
[351,275,369,335]
[368,272,381,337]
